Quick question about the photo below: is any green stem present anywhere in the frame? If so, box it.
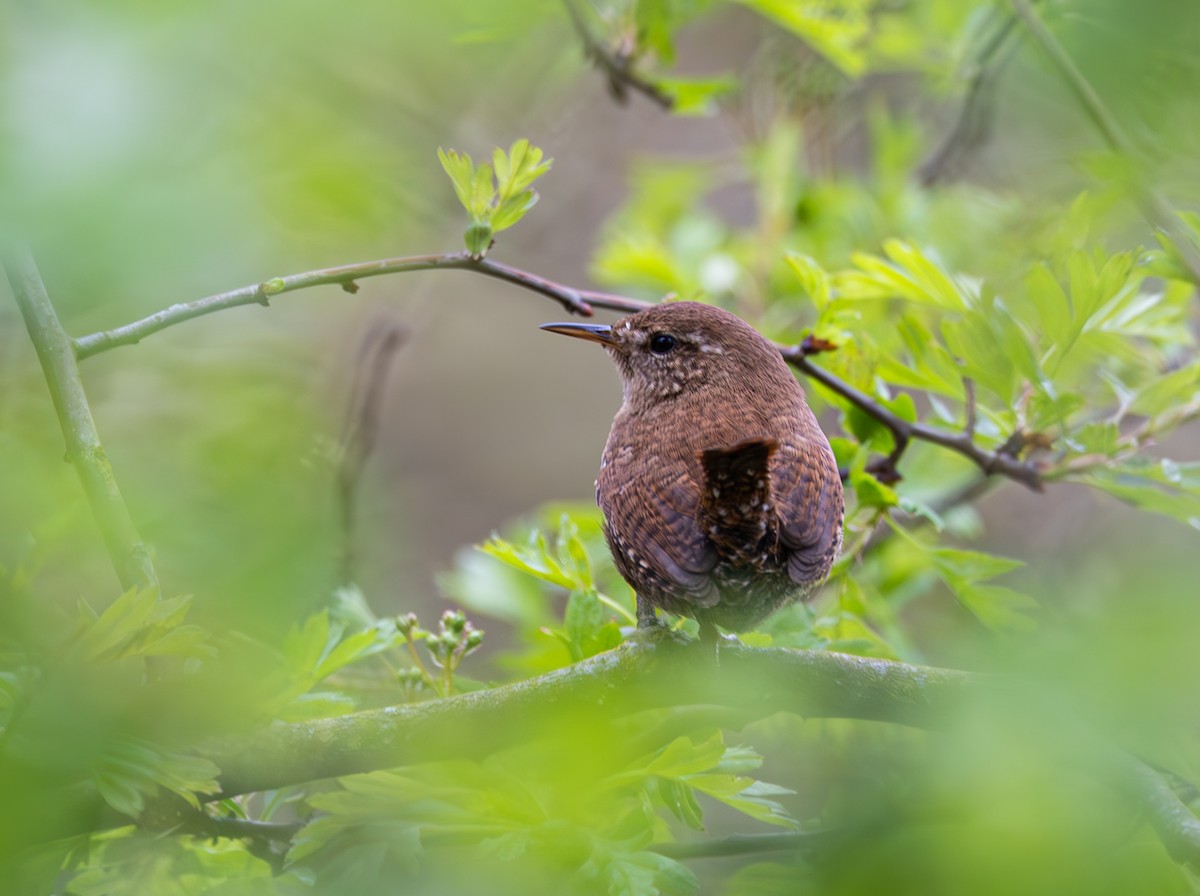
[4,245,159,593]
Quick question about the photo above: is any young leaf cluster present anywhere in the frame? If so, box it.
[438,139,552,258]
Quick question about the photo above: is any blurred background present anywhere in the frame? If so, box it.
[3,0,1196,645]
[3,0,1200,891]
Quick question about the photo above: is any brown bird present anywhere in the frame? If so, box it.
[541,301,844,643]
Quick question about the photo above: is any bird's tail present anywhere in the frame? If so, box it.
[698,438,778,566]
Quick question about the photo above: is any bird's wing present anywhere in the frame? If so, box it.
[600,464,719,608]
[774,438,844,587]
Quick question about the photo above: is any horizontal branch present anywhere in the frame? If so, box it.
[72,252,648,359]
[206,642,970,798]
[200,640,1200,869]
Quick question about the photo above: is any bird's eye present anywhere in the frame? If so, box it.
[649,333,677,354]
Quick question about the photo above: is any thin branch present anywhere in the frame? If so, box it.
[72,253,649,359]
[3,245,159,592]
[782,345,1044,491]
[561,0,675,110]
[651,829,853,860]
[962,376,978,440]
[1007,0,1200,284]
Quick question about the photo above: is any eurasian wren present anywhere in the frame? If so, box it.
[542,301,844,641]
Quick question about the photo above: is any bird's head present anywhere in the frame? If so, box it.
[541,301,794,411]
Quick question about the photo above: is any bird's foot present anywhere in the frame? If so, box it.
[623,618,689,648]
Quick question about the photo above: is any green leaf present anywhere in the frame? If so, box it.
[72,587,158,661]
[686,775,796,828]
[469,162,495,218]
[605,850,698,896]
[1130,361,1200,419]
[1070,422,1120,456]
[850,468,899,510]
[645,732,728,778]
[437,147,478,213]
[1084,459,1200,531]
[313,627,383,681]
[927,546,1024,582]
[564,589,607,661]
[657,778,705,830]
[947,581,1039,633]
[786,252,832,309]
[93,736,220,817]
[481,532,576,589]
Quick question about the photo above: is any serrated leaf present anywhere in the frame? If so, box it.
[437,148,477,213]
[480,533,576,589]
[948,581,1039,633]
[314,627,383,681]
[1131,362,1200,419]
[645,732,727,778]
[72,587,159,662]
[927,546,1023,582]
[687,774,796,827]
[283,611,332,678]
[786,252,832,309]
[1084,459,1200,530]
[657,778,705,830]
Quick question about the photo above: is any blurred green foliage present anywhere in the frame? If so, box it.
[3,0,1200,894]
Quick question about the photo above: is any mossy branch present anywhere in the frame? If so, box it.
[201,640,1200,869]
[206,641,969,796]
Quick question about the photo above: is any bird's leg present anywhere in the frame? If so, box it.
[636,594,663,630]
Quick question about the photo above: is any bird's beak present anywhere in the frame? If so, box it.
[539,322,614,345]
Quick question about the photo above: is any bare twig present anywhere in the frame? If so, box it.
[561,0,675,109]
[782,344,1044,491]
[1007,0,1200,284]
[3,245,159,592]
[72,253,648,359]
